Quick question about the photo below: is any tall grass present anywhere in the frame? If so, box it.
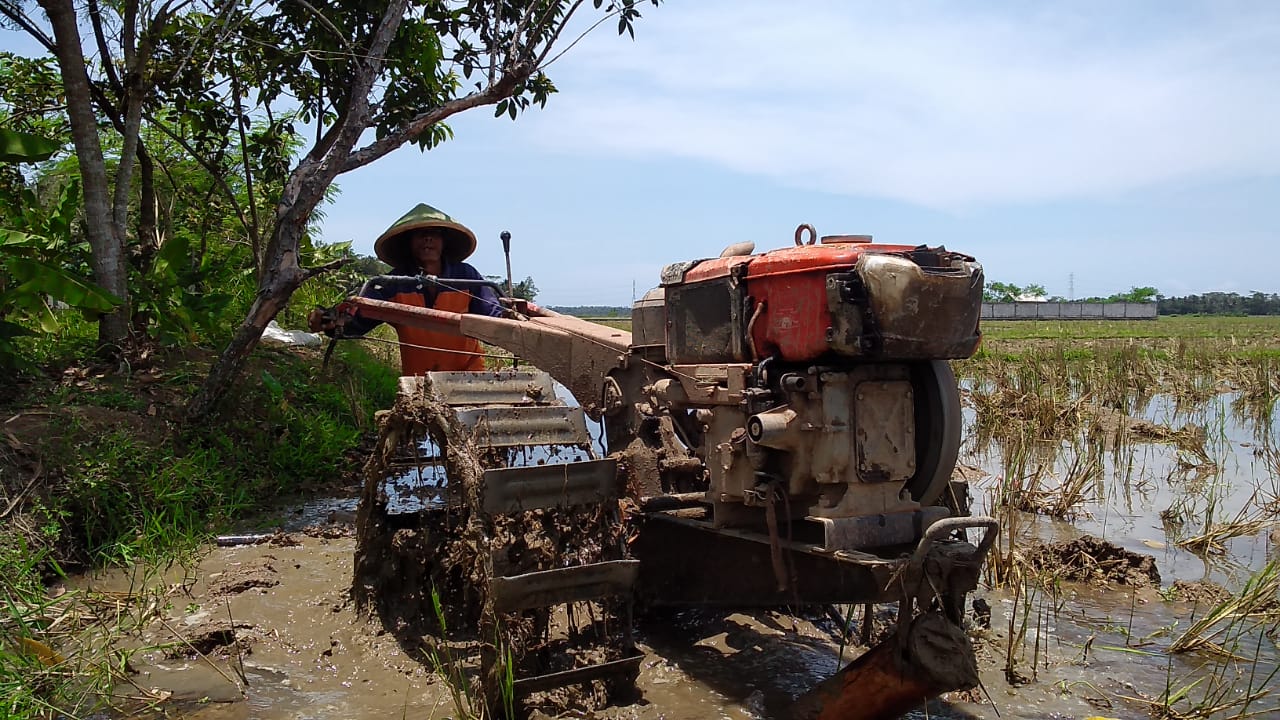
[0,539,182,718]
[2,337,398,716]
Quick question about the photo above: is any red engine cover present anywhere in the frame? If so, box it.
[742,244,914,362]
[665,240,979,364]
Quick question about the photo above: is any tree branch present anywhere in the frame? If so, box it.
[287,0,354,53]
[110,0,153,243]
[143,110,254,242]
[533,0,585,68]
[230,68,263,267]
[508,0,546,61]
[339,65,528,174]
[121,0,137,70]
[0,4,55,52]
[540,1,626,70]
[86,0,123,96]
[168,0,240,87]
[288,0,410,193]
[269,0,410,271]
[302,255,350,280]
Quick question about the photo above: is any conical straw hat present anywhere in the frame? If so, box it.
[373,203,477,267]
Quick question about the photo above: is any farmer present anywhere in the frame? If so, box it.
[308,203,505,374]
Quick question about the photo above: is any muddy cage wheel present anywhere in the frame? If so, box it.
[354,371,641,718]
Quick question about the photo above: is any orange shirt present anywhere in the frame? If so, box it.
[387,290,487,373]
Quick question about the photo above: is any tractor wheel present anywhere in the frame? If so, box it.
[905,360,962,507]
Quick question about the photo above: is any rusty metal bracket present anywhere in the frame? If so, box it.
[602,376,625,416]
[895,515,999,651]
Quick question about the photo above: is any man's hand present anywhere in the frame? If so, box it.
[308,307,337,333]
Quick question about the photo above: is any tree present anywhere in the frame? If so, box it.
[488,274,538,301]
[511,276,538,302]
[1109,286,1158,303]
[4,0,660,418]
[31,0,138,349]
[983,281,1021,303]
[0,131,118,367]
[4,0,243,352]
[182,0,660,422]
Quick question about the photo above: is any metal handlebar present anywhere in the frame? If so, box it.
[909,515,999,568]
[355,274,508,299]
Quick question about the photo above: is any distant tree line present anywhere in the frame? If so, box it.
[984,283,1158,304]
[984,282,1280,315]
[550,305,628,317]
[1157,292,1280,316]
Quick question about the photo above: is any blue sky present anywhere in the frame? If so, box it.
[7,1,1279,306]
[323,1,1280,306]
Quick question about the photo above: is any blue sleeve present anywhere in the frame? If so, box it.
[339,278,401,337]
[454,262,506,317]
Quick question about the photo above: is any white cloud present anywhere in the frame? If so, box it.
[527,1,1280,209]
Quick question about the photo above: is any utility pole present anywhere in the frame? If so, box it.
[1068,273,1075,301]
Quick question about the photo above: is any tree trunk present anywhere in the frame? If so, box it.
[184,197,315,423]
[132,150,160,333]
[40,0,132,351]
[186,0,415,422]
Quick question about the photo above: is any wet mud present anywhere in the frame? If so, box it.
[68,386,1280,720]
[75,530,445,719]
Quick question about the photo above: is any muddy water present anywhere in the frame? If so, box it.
[75,390,1279,719]
[961,392,1280,719]
[74,536,448,719]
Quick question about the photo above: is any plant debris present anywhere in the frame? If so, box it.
[1021,535,1161,588]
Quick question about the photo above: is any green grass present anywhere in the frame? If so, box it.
[13,344,397,570]
[1,334,398,718]
[980,315,1280,342]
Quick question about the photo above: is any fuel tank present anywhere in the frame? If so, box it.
[655,235,984,365]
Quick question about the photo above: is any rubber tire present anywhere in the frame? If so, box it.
[904,360,962,506]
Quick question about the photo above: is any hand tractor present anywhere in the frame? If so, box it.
[339,224,995,719]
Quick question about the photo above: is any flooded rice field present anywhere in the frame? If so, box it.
[957,389,1280,720]
[65,333,1280,720]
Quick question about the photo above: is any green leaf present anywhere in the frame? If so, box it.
[260,370,284,398]
[4,256,121,312]
[47,178,82,240]
[152,233,192,282]
[0,128,62,163]
[308,240,352,265]
[0,228,42,249]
